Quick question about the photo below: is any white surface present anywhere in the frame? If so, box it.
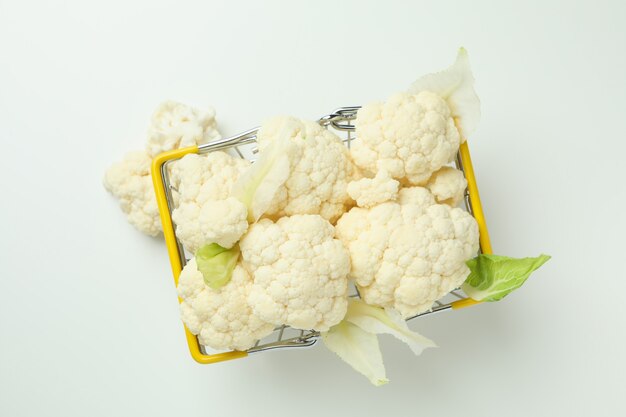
[1,0,624,415]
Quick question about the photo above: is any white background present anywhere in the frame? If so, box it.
[1,1,624,416]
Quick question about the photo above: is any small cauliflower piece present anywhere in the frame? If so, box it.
[178,258,274,351]
[424,166,467,206]
[146,101,221,157]
[347,170,399,208]
[103,150,161,236]
[335,187,479,318]
[352,91,461,185]
[170,152,251,252]
[239,214,350,331]
[256,116,358,223]
[397,186,438,208]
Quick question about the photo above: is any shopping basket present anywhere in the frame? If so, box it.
[151,107,492,364]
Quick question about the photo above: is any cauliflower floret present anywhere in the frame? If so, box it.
[352,91,461,185]
[424,166,467,206]
[170,152,251,252]
[397,186,438,208]
[347,170,399,208]
[256,116,358,223]
[335,187,479,318]
[178,258,274,351]
[239,214,350,331]
[103,150,161,236]
[146,101,221,157]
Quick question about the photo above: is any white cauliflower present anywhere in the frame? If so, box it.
[146,101,221,157]
[347,170,399,208]
[335,187,479,318]
[352,91,461,185]
[255,116,358,223]
[105,100,222,236]
[352,48,481,186]
[177,258,274,351]
[170,152,251,252]
[239,214,350,331]
[103,150,161,236]
[424,166,467,207]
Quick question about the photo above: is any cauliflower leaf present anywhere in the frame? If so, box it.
[462,254,551,302]
[346,299,436,355]
[232,136,295,223]
[322,298,434,386]
[195,243,240,289]
[322,320,389,386]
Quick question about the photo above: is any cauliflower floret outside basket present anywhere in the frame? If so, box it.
[105,100,222,236]
[178,258,274,351]
[146,101,221,157]
[335,187,479,318]
[255,116,359,223]
[103,150,161,236]
[170,152,251,252]
[239,214,350,332]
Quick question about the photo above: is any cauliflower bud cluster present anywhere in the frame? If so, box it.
[146,101,221,157]
[104,101,221,236]
[240,215,350,332]
[333,48,480,318]
[352,91,461,185]
[177,258,275,351]
[336,187,479,318]
[105,49,483,355]
[352,48,480,186]
[256,116,359,223]
[103,151,161,236]
[170,152,251,252]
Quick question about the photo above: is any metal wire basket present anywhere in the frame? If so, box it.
[151,107,492,364]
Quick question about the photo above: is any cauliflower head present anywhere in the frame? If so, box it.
[103,150,161,236]
[424,166,467,207]
[170,152,251,252]
[239,214,350,331]
[256,116,358,223]
[335,187,479,318]
[352,91,460,185]
[178,258,274,351]
[146,101,221,157]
